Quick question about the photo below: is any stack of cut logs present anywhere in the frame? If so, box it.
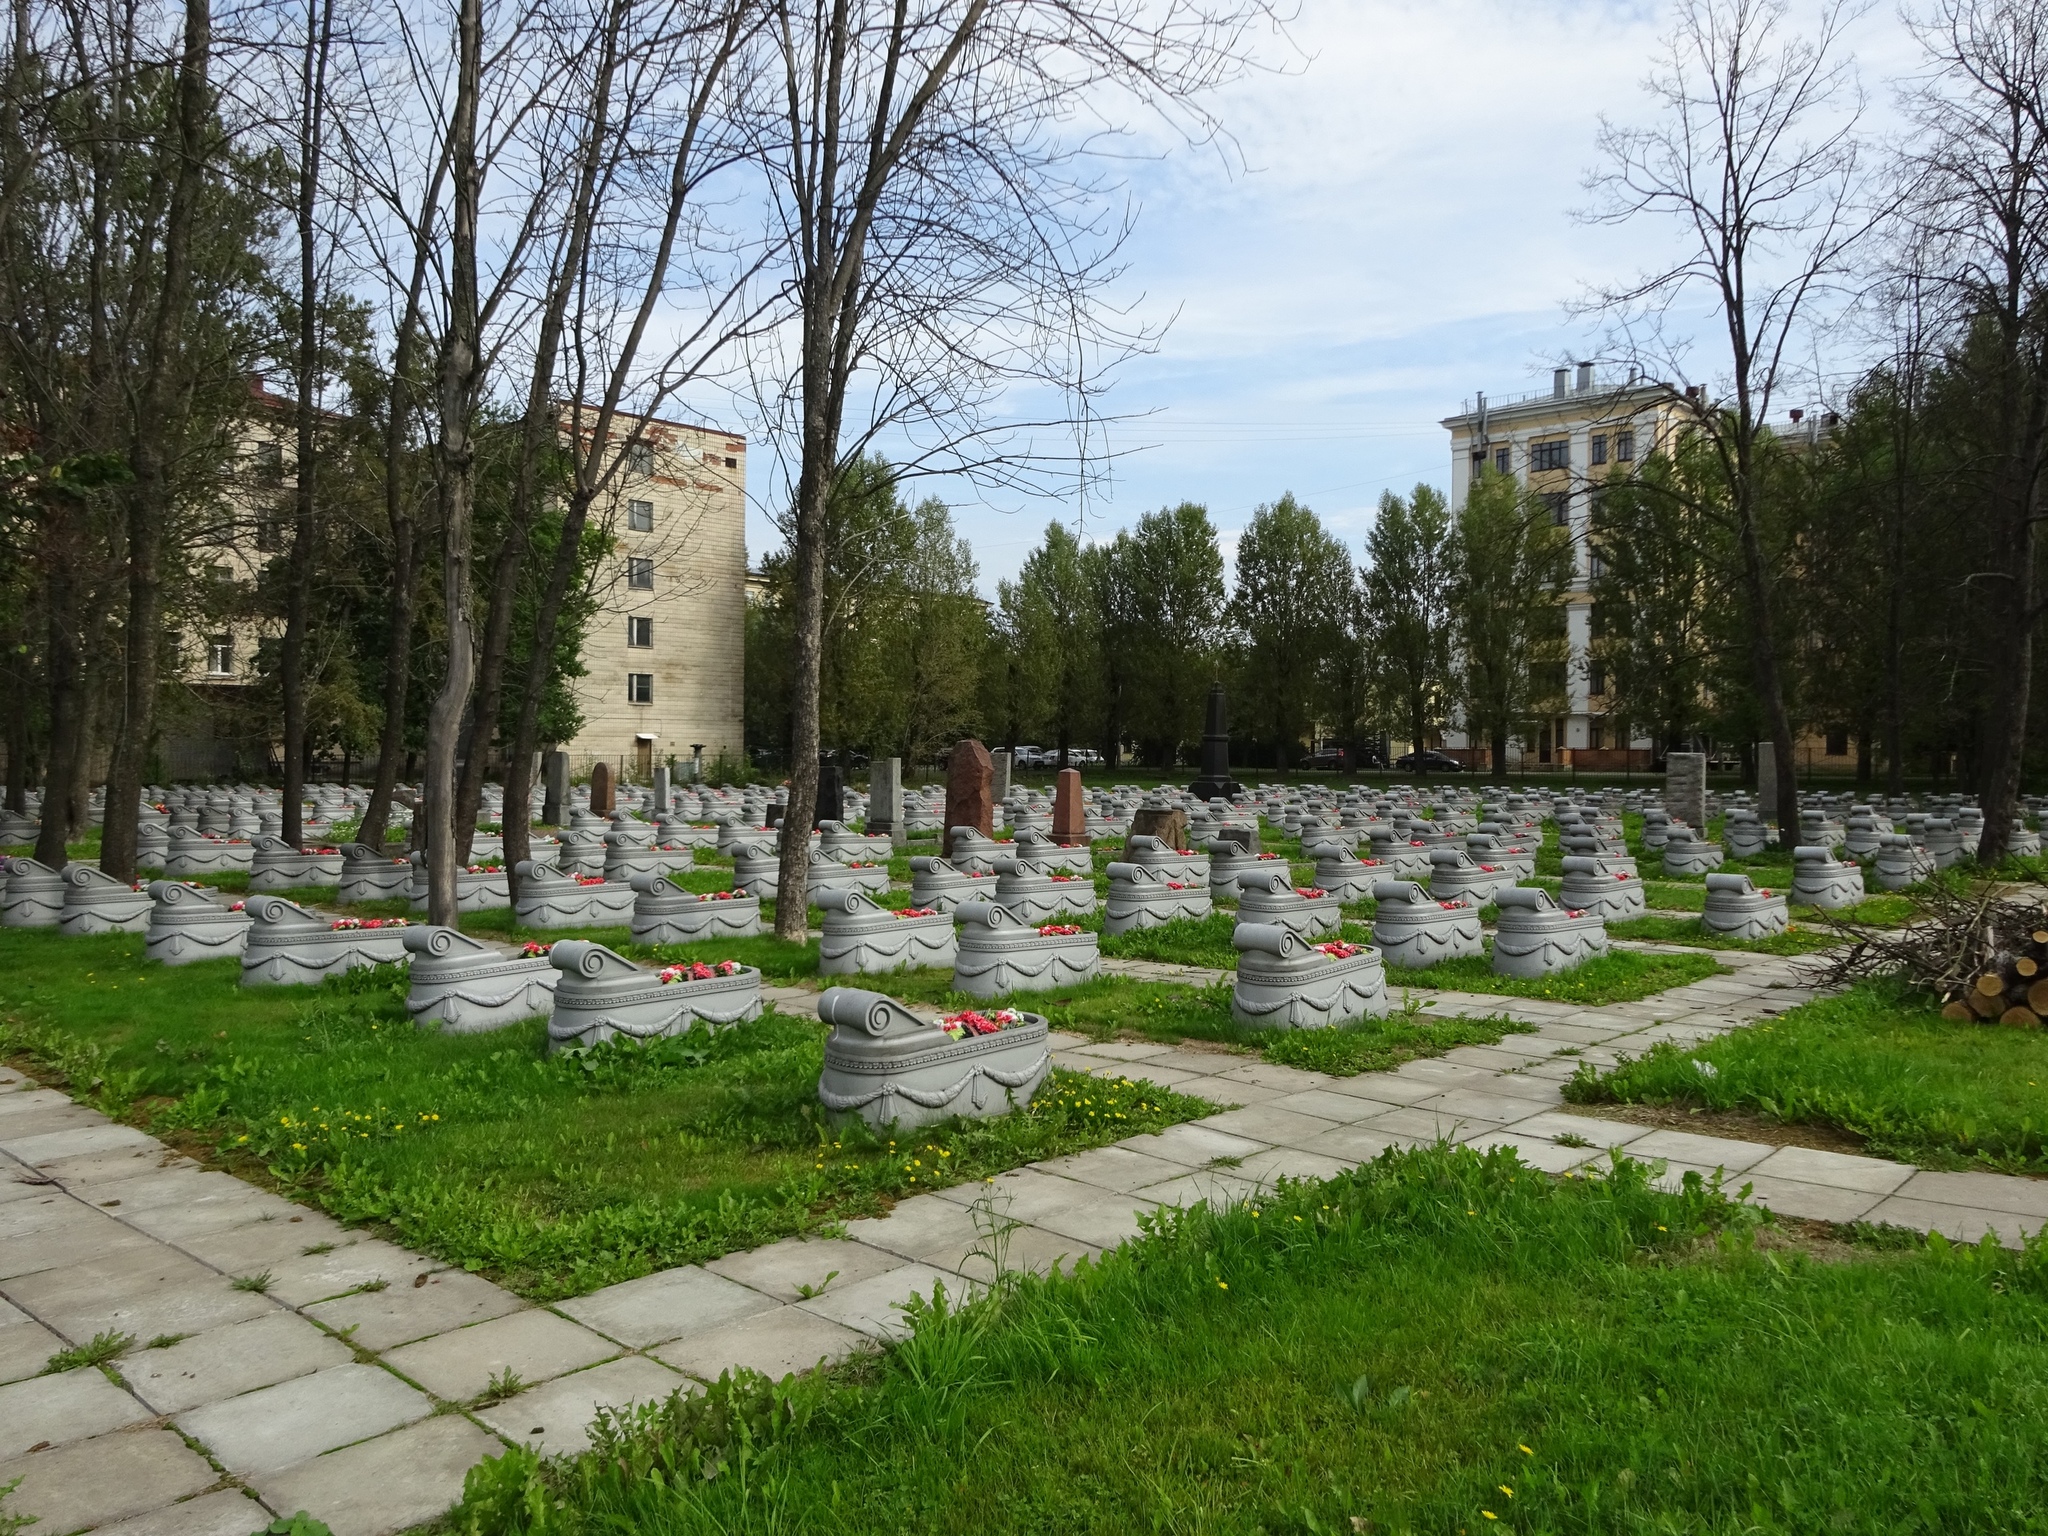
[1945,925,2048,1026]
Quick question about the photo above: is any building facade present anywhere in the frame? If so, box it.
[168,388,747,784]
[1439,364,1684,770]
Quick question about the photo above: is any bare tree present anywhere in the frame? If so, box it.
[754,0,1275,940]
[1581,0,1877,834]
[1900,0,2048,860]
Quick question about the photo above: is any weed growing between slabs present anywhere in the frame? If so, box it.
[0,930,1212,1299]
[450,1142,2048,1536]
[1390,948,1727,1005]
[1569,980,2048,1174]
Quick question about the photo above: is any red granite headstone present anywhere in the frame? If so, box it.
[943,739,994,859]
[1051,768,1086,844]
[588,760,614,816]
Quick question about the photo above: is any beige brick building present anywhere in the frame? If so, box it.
[170,390,747,783]
[562,412,748,782]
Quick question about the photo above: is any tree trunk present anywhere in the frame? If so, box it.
[1731,482,1798,833]
[101,0,209,883]
[1491,727,1508,783]
[281,0,335,852]
[775,455,828,941]
[424,0,482,928]
[34,582,83,867]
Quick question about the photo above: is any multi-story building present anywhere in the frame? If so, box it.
[167,386,747,784]
[1439,363,1686,770]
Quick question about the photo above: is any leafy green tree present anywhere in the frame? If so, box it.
[1360,484,1456,764]
[1229,493,1354,770]
[1121,503,1226,765]
[1000,521,1098,764]
[1452,471,1573,779]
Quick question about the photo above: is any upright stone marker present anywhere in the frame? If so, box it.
[1051,768,1086,843]
[991,750,1012,805]
[589,760,614,816]
[542,750,569,825]
[652,763,671,817]
[1755,741,1778,827]
[814,757,844,828]
[1188,683,1244,801]
[869,757,905,848]
[944,739,995,859]
[1665,752,1707,836]
[1129,804,1190,851]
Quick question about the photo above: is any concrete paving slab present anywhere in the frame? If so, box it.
[122,1187,293,1243]
[1747,1145,1915,1196]
[1262,1088,1389,1125]
[1233,1146,1355,1187]
[1292,1123,1412,1165]
[793,1262,963,1341]
[384,1307,618,1402]
[178,1210,354,1273]
[0,1089,79,1120]
[1892,1169,2048,1220]
[304,1268,521,1351]
[1860,1195,2039,1247]
[0,1212,156,1280]
[0,1428,218,1536]
[1027,1143,1191,1194]
[0,1365,152,1457]
[1210,1061,1334,1091]
[703,1236,907,1304]
[126,1311,354,1415]
[1413,1087,1564,1124]
[177,1362,432,1477]
[1192,1104,1338,1147]
[479,1354,689,1459]
[6,1245,280,1341]
[1135,1168,1259,1210]
[922,1222,1100,1283]
[1311,1072,1447,1106]
[91,1487,275,1536]
[1,1122,157,1165]
[1082,1061,1208,1088]
[1361,1105,1506,1142]
[1497,1110,1655,1149]
[1009,1186,1157,1250]
[27,1144,193,1187]
[0,1315,65,1385]
[251,1413,501,1536]
[0,1191,94,1242]
[1621,1128,1776,1172]
[55,1167,247,1217]
[929,1167,1107,1229]
[652,1303,871,1383]
[1739,1174,1884,1224]
[261,1237,438,1308]
[1458,1132,1602,1173]
[1118,1122,1268,1166]
[1060,1040,1174,1061]
[557,1265,781,1350]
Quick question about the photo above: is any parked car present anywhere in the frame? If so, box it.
[1393,749,1467,774]
[1068,749,1104,766]
[1010,745,1045,767]
[1305,746,1344,771]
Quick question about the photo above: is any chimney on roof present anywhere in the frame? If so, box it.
[249,373,265,397]
[1789,409,1804,423]
[1553,367,1568,398]
[1575,362,1593,392]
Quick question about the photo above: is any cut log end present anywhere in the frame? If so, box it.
[1999,1006,2044,1028]
[1941,999,1976,1022]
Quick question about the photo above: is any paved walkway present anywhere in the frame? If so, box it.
[8,949,2048,1536]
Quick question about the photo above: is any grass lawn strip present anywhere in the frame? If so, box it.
[1606,914,1839,955]
[0,930,1216,1300]
[1568,979,2048,1174]
[1389,947,1728,1005]
[447,1143,2048,1535]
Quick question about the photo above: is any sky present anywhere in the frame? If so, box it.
[736,0,1925,594]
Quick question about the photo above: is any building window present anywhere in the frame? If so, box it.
[723,455,737,469]
[627,498,653,532]
[254,440,283,478]
[1590,433,1608,466]
[1589,548,1609,580]
[1825,728,1849,757]
[255,513,282,552]
[1588,721,1604,751]
[1493,446,1511,475]
[627,672,654,705]
[1588,662,1607,696]
[627,557,654,590]
[1529,439,1570,472]
[206,635,234,676]
[626,441,655,476]
[628,615,653,648]
[1542,491,1570,526]
[1615,428,1635,461]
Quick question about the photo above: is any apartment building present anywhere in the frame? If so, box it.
[168,386,746,783]
[1439,363,1684,770]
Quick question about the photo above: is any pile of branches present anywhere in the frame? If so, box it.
[1812,879,2048,1025]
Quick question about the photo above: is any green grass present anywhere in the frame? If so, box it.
[0,930,1213,1299]
[447,1143,2048,1536]
[1606,914,1841,954]
[1568,981,2048,1173]
[1391,947,1728,1004]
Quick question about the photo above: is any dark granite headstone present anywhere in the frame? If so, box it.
[1129,805,1189,851]
[542,750,568,825]
[589,761,614,816]
[1188,683,1243,801]
[943,739,994,859]
[814,757,844,829]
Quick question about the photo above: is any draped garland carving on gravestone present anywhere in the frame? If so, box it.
[1370,879,1484,968]
[1235,868,1343,939]
[950,900,1100,998]
[628,875,764,943]
[1700,873,1788,940]
[1491,887,1608,978]
[818,889,958,975]
[1230,922,1387,1029]
[241,897,410,987]
[1102,860,1213,933]
[59,864,153,935]
[145,880,253,963]
[816,987,1050,1131]
[2,857,66,927]
[545,939,762,1051]
[403,926,559,1033]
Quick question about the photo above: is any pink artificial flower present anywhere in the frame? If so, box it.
[1295,887,1327,900]
[1316,941,1361,959]
[1037,923,1083,936]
